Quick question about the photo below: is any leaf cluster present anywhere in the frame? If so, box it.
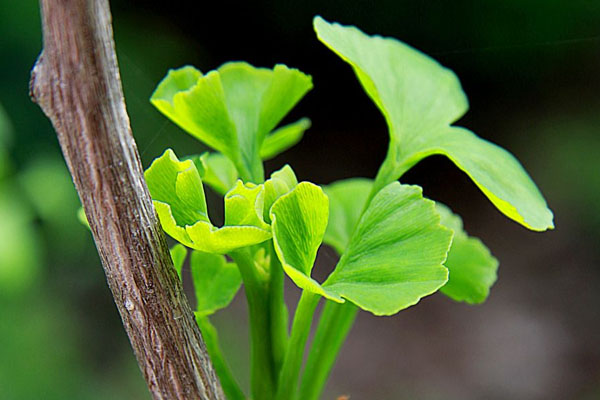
[143,17,553,400]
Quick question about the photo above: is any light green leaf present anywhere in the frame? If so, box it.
[314,17,553,231]
[270,182,338,300]
[263,165,298,223]
[224,180,270,230]
[322,182,453,316]
[187,152,238,196]
[323,178,373,254]
[169,244,187,279]
[272,181,453,315]
[260,118,311,160]
[436,203,498,304]
[151,63,312,182]
[190,251,242,316]
[145,149,271,253]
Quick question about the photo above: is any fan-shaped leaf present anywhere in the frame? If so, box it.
[314,16,553,231]
[151,63,312,181]
[322,183,453,315]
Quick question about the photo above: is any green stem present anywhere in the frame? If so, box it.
[297,149,407,400]
[231,249,275,400]
[297,161,387,400]
[269,243,289,378]
[297,301,358,400]
[196,315,246,400]
[274,291,320,400]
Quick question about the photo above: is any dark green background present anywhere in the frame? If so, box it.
[1,1,599,399]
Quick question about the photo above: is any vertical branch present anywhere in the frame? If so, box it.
[30,1,224,398]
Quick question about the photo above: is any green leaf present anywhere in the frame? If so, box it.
[271,180,453,315]
[260,118,311,160]
[145,149,271,253]
[321,182,453,315]
[263,165,298,223]
[270,182,338,300]
[314,17,553,231]
[323,178,373,254]
[169,244,187,279]
[436,203,498,304]
[187,152,238,196]
[151,63,312,182]
[190,251,242,316]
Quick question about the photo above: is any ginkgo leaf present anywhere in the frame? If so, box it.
[145,149,271,253]
[187,152,239,196]
[314,16,554,231]
[263,165,298,223]
[260,118,311,160]
[323,178,373,254]
[190,251,242,316]
[169,244,187,279]
[151,63,312,182]
[270,182,338,300]
[436,203,498,304]
[271,180,453,315]
[322,182,453,315]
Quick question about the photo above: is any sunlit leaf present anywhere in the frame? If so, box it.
[272,180,453,315]
[323,178,372,254]
[260,118,311,160]
[270,182,337,300]
[145,149,271,253]
[321,182,453,315]
[151,63,312,182]
[314,16,553,231]
[190,251,242,316]
[436,203,498,304]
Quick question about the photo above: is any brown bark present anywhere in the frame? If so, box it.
[30,1,224,398]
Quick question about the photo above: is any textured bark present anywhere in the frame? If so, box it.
[30,1,224,399]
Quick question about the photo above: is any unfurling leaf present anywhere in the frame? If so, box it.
[151,63,312,182]
[145,149,271,253]
[263,165,298,223]
[314,16,553,231]
[270,182,337,300]
[436,203,498,304]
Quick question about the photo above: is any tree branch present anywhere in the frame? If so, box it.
[30,1,224,398]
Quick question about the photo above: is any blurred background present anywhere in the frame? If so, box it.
[1,0,599,399]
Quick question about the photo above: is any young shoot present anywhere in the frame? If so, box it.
[144,16,553,400]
